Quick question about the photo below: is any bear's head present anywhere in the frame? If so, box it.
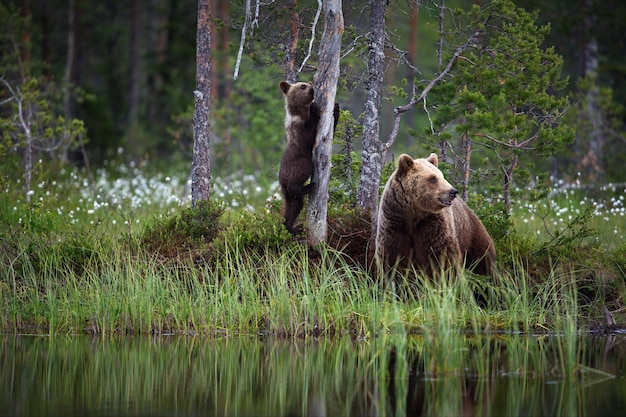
[393,153,458,214]
[280,81,315,119]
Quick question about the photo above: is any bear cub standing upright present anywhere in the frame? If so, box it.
[375,153,496,277]
[278,80,339,235]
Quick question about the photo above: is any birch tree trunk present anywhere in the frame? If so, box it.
[191,0,212,207]
[306,0,343,246]
[356,0,386,233]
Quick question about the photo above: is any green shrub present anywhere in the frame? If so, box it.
[141,199,223,256]
[212,198,293,254]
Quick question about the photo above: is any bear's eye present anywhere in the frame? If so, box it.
[428,176,437,184]
[300,84,307,90]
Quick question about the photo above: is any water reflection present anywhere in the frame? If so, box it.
[0,333,624,416]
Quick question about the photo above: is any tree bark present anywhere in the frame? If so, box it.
[306,0,343,246]
[284,0,299,83]
[462,132,471,201]
[192,0,212,207]
[357,0,386,233]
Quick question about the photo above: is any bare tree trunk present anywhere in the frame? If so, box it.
[284,0,299,83]
[503,152,517,213]
[356,0,386,233]
[306,0,343,246]
[358,0,476,239]
[462,132,471,201]
[23,102,33,202]
[192,0,212,207]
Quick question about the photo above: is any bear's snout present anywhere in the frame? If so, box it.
[439,188,457,207]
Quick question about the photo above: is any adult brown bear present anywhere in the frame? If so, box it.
[375,153,496,277]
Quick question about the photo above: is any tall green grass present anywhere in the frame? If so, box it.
[1,234,609,336]
[1,159,624,336]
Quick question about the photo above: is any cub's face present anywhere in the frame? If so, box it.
[393,153,458,214]
[280,81,314,107]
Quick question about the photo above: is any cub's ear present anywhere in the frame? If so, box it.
[279,81,291,95]
[397,154,415,175]
[426,153,439,166]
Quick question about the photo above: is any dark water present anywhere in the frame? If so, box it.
[1,332,625,416]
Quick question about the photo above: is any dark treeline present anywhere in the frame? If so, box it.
[2,0,625,183]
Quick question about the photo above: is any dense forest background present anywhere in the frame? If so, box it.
[1,0,625,186]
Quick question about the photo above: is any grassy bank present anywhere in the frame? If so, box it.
[1,159,625,336]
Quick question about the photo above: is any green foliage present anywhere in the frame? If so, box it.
[558,76,626,183]
[330,109,362,208]
[168,59,286,176]
[141,199,224,256]
[467,193,511,243]
[605,242,626,282]
[419,0,574,213]
[211,199,293,253]
[0,5,87,197]
[533,203,598,259]
[0,3,25,72]
[0,77,87,157]
[0,189,104,278]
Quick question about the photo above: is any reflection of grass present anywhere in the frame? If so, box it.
[0,334,409,416]
[2,332,619,417]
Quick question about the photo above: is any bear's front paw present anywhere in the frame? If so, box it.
[309,102,321,116]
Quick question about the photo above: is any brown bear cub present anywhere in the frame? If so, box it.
[278,80,339,236]
[375,153,496,277]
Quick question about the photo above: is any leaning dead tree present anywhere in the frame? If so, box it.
[191,0,212,206]
[306,0,343,246]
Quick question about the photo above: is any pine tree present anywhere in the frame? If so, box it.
[424,0,574,214]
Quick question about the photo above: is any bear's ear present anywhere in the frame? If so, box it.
[397,154,415,175]
[279,81,292,95]
[427,153,439,166]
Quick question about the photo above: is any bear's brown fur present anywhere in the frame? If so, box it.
[375,153,496,277]
[278,80,339,235]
